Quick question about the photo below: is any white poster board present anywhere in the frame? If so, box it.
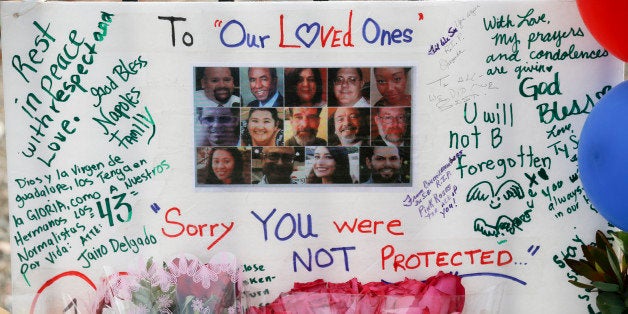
[1,1,624,313]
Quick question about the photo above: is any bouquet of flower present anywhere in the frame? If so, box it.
[245,271,465,314]
[565,230,628,314]
[91,254,237,314]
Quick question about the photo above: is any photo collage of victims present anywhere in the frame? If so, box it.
[194,66,413,185]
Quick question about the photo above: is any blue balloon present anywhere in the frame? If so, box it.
[579,80,628,230]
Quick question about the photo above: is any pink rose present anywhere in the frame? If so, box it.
[292,279,328,293]
[362,281,394,296]
[246,294,289,314]
[328,278,361,295]
[413,271,465,314]
[355,294,386,313]
[287,279,333,312]
[169,257,235,311]
[327,278,362,312]
[396,278,427,296]
[245,273,465,314]
[284,292,330,313]
[267,296,289,313]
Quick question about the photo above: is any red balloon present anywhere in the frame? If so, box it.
[576,0,628,62]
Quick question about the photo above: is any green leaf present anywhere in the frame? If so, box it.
[611,231,628,277]
[597,231,613,251]
[593,281,620,292]
[596,291,625,314]
[588,246,618,282]
[566,258,606,282]
[607,247,625,289]
[132,286,154,307]
[175,295,194,314]
[146,257,155,270]
[612,231,628,256]
[582,244,599,265]
[568,280,596,290]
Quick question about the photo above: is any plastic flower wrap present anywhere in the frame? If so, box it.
[246,271,464,314]
[91,254,237,314]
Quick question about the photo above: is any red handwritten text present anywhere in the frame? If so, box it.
[333,218,404,235]
[381,245,513,271]
[161,207,234,250]
[279,11,354,48]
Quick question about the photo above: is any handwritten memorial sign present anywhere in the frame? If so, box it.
[1,1,623,313]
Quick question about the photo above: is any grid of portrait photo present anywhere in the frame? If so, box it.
[194,66,413,186]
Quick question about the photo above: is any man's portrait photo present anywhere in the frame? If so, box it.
[327,107,370,147]
[194,67,241,107]
[252,146,305,184]
[328,67,370,107]
[242,67,284,107]
[285,107,328,146]
[371,107,411,147]
[360,146,410,184]
[195,107,240,147]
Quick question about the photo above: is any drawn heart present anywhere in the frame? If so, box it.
[30,271,97,314]
[537,168,549,180]
[295,22,321,48]
[546,65,553,72]
[30,270,130,313]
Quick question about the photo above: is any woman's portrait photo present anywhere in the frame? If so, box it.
[284,68,327,107]
[371,67,412,107]
[305,146,357,184]
[240,108,285,147]
[196,147,251,185]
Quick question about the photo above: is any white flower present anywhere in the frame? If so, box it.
[192,298,204,312]
[156,294,174,312]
